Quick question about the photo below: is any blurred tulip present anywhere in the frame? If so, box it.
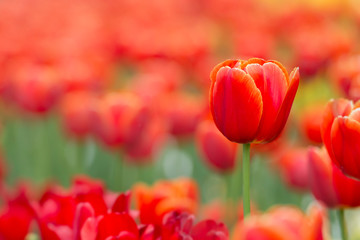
[232,204,328,240]
[60,91,98,139]
[196,120,237,173]
[274,147,309,191]
[160,92,206,138]
[329,55,360,101]
[210,58,299,144]
[91,92,149,148]
[132,178,199,226]
[308,147,360,208]
[124,115,168,164]
[10,61,63,114]
[299,105,324,144]
[321,98,360,179]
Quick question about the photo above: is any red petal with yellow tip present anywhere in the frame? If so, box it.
[331,117,360,179]
[257,67,299,143]
[211,67,263,143]
[320,98,352,160]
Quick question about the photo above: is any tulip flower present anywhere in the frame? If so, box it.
[321,98,360,180]
[299,105,324,144]
[60,91,98,140]
[307,147,360,208]
[132,178,199,226]
[232,204,328,240]
[196,120,237,173]
[210,58,299,218]
[274,147,309,191]
[210,58,299,144]
[91,93,149,148]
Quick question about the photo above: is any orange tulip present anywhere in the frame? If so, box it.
[308,147,360,208]
[232,204,328,240]
[132,178,199,226]
[209,58,299,144]
[321,98,360,179]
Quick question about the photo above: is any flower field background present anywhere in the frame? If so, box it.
[1,0,360,239]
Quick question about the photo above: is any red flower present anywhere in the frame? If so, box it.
[91,93,149,148]
[133,178,199,226]
[196,120,237,173]
[232,204,327,240]
[273,147,309,191]
[321,98,360,179]
[209,58,299,144]
[299,105,324,144]
[308,147,360,208]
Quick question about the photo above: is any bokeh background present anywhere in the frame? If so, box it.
[1,0,360,238]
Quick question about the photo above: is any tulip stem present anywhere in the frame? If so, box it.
[338,209,348,240]
[242,143,251,218]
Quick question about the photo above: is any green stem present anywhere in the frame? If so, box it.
[229,145,243,202]
[242,143,251,218]
[338,209,348,240]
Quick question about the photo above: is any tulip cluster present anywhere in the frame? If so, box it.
[0,176,230,240]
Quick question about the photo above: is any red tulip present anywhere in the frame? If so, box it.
[60,91,98,140]
[321,98,360,179]
[196,120,237,173]
[209,58,299,144]
[299,105,324,144]
[308,147,360,208]
[274,147,309,192]
[91,93,149,148]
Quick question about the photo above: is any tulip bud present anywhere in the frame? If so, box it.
[209,58,299,144]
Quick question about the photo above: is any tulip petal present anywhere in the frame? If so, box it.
[333,161,360,208]
[256,67,299,142]
[320,98,352,161]
[307,147,337,207]
[211,66,263,143]
[250,62,288,142]
[210,60,239,84]
[331,116,360,179]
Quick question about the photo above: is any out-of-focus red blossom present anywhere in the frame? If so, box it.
[273,147,309,191]
[160,93,207,138]
[33,176,133,240]
[196,120,237,173]
[0,186,34,240]
[60,91,98,139]
[124,115,168,164]
[279,9,354,77]
[321,98,360,179]
[91,93,149,148]
[232,204,328,240]
[161,211,229,240]
[199,199,258,226]
[133,178,199,226]
[210,58,299,144]
[308,147,360,208]
[329,55,360,101]
[6,60,64,114]
[299,105,324,144]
